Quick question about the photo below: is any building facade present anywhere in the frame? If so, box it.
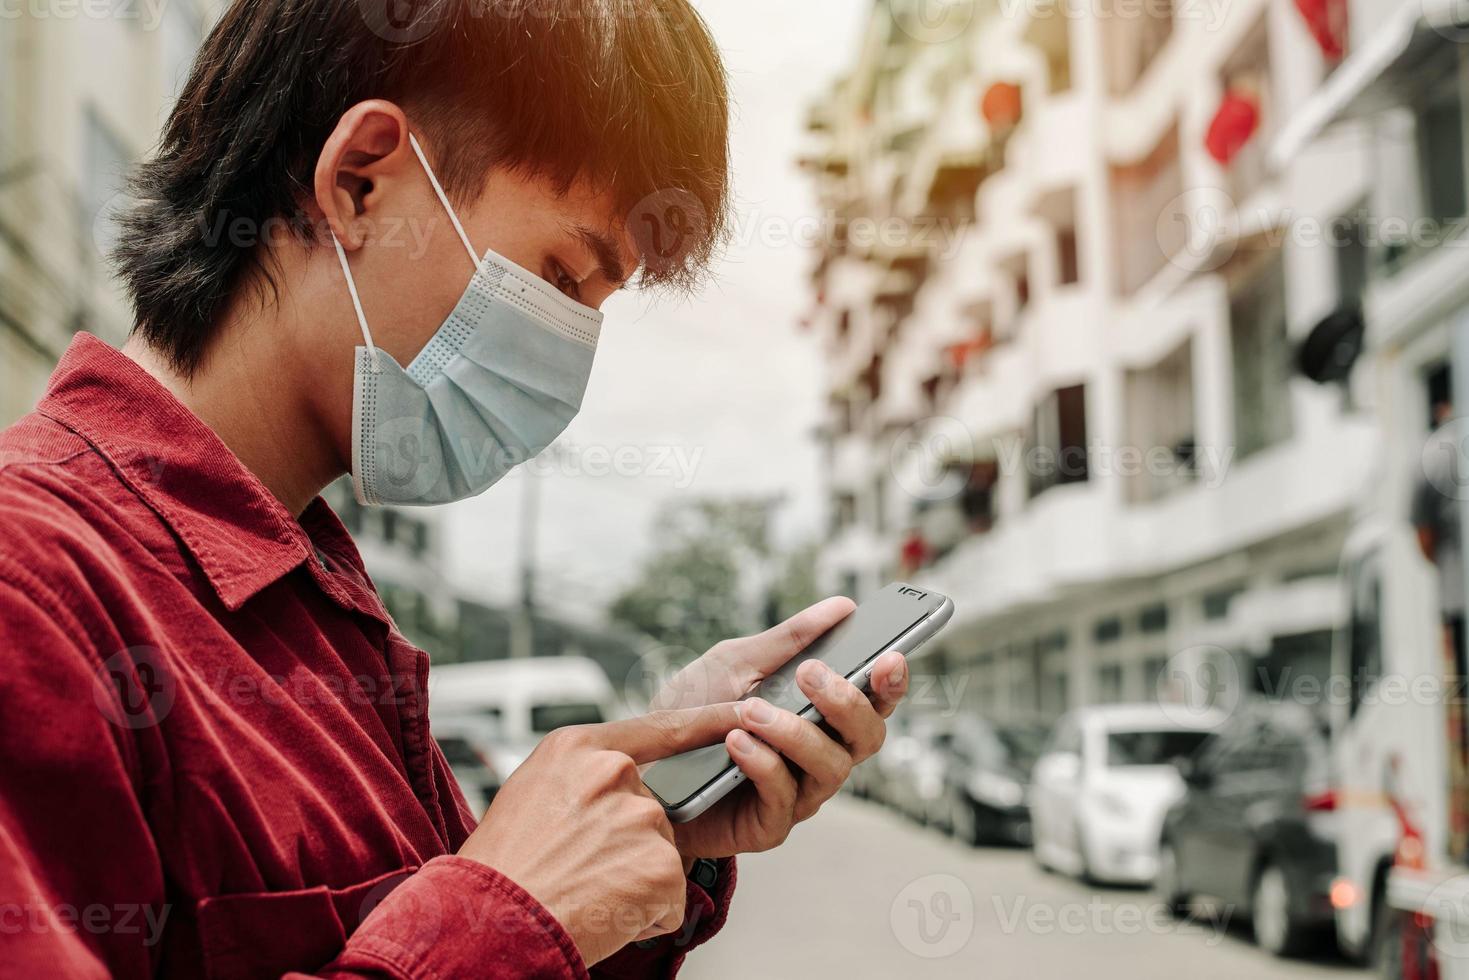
[800,0,1458,721]
[0,2,216,424]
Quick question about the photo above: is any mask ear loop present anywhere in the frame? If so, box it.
[407,132,481,266]
[332,233,383,374]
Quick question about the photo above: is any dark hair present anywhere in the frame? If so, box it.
[115,0,731,374]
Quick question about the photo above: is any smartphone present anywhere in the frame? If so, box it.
[642,583,955,823]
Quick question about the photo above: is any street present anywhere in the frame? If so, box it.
[687,797,1363,980]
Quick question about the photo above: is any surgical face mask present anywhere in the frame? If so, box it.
[333,133,603,507]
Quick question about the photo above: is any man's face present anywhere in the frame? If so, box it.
[344,164,639,372]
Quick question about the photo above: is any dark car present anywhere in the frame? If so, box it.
[1156,700,1339,957]
[941,717,1047,846]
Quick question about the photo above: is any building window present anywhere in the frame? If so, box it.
[1333,203,1369,311]
[1102,0,1174,96]
[1378,45,1468,274]
[1037,187,1082,288]
[82,107,133,260]
[1027,384,1090,498]
[1024,0,1073,94]
[1094,615,1123,645]
[1138,603,1169,633]
[1227,248,1294,458]
[1217,16,1275,204]
[995,250,1030,339]
[1124,338,1196,503]
[1097,663,1124,703]
[1110,121,1184,296]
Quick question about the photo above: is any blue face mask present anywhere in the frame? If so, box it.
[333,133,604,507]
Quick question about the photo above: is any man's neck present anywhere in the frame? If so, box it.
[122,319,343,518]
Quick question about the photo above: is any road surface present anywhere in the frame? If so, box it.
[685,796,1362,980]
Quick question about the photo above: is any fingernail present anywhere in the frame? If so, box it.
[888,659,906,688]
[730,730,756,754]
[743,698,775,725]
[798,659,829,687]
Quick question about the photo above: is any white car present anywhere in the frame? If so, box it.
[428,656,618,777]
[1030,704,1224,885]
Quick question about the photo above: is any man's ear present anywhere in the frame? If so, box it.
[314,100,413,251]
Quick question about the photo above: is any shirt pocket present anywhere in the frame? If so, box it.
[196,866,418,980]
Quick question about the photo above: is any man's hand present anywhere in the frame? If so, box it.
[652,597,910,860]
[458,704,742,966]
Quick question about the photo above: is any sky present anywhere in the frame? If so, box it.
[439,0,868,619]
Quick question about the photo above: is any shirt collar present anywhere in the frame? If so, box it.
[38,333,316,611]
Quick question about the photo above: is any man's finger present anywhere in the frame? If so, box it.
[725,729,799,846]
[715,596,855,675]
[867,650,908,718]
[588,703,744,764]
[798,660,885,761]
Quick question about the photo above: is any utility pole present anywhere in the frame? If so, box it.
[510,448,558,658]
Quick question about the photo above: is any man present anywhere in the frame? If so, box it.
[0,2,908,976]
[1415,383,1469,860]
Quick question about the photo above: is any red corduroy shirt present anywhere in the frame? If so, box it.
[0,334,734,979]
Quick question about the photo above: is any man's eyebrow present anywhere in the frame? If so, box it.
[574,226,631,287]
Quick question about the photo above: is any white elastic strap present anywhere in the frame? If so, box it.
[332,232,382,373]
[408,132,479,266]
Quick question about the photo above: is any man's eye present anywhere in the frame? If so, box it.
[549,262,581,301]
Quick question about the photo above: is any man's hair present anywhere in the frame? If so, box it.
[115,0,731,374]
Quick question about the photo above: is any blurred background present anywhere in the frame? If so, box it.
[8,0,1469,976]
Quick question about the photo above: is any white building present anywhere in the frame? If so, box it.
[800,0,1456,719]
[0,2,217,424]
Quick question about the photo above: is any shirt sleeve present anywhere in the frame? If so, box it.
[590,859,737,980]
[0,569,163,980]
[0,567,588,980]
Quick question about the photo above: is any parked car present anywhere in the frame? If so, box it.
[1030,703,1222,885]
[428,656,617,777]
[882,717,955,826]
[1156,700,1339,957]
[940,717,1047,846]
[432,714,506,819]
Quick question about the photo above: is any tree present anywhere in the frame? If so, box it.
[608,497,780,663]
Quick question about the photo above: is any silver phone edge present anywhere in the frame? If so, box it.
[660,595,956,824]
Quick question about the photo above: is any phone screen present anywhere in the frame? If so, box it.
[642,584,949,810]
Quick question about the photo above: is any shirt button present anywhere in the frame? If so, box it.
[635,939,659,950]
